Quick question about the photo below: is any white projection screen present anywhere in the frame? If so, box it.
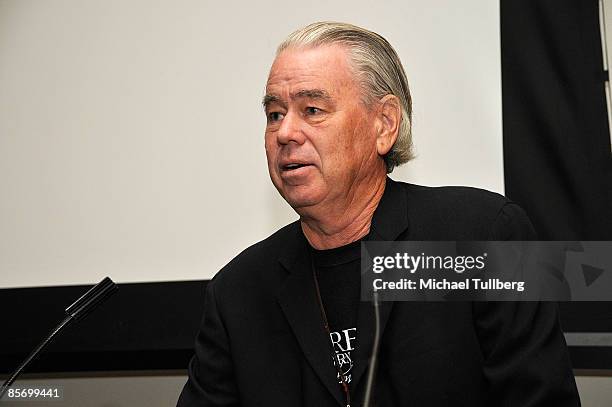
[0,0,503,288]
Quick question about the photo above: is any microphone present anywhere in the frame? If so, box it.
[363,287,381,407]
[0,277,118,399]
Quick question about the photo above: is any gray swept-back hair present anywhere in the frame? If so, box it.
[276,21,414,173]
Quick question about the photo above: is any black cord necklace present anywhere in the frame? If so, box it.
[311,256,352,407]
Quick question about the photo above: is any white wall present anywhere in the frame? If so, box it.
[0,0,503,288]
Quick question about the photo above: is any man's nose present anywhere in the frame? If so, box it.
[277,111,306,145]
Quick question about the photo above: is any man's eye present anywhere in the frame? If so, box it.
[267,112,284,122]
[305,107,321,115]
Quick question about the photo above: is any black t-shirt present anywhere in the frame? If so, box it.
[310,239,362,386]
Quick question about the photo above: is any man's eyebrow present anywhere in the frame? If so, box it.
[262,94,282,108]
[262,89,333,109]
[293,89,332,101]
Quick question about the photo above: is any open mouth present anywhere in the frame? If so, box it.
[282,163,311,171]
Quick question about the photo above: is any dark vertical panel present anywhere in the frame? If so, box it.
[502,0,612,241]
[501,0,612,369]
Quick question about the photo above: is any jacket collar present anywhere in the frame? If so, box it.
[369,176,410,241]
[276,177,409,405]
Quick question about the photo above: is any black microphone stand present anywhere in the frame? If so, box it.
[363,288,381,407]
[0,277,118,400]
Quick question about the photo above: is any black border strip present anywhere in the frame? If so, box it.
[569,347,612,370]
[1,281,611,373]
[0,281,207,374]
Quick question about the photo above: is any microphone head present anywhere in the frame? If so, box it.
[65,277,118,321]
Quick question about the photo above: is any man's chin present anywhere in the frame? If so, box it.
[280,190,323,212]
[270,177,328,212]
[283,195,320,211]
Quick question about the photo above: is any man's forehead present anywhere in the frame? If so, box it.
[271,43,350,69]
[266,45,354,85]
[264,45,359,105]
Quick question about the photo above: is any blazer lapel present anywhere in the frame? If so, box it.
[277,225,346,406]
[351,177,411,391]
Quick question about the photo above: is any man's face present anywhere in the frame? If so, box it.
[264,44,381,213]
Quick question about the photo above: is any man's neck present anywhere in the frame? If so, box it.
[300,176,386,250]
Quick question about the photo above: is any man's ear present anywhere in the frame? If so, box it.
[375,94,401,156]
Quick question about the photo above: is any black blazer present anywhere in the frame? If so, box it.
[178,178,580,406]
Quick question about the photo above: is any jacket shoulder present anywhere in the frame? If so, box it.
[402,182,509,212]
[395,181,534,239]
[209,220,299,289]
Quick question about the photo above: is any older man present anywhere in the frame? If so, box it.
[178,22,579,406]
